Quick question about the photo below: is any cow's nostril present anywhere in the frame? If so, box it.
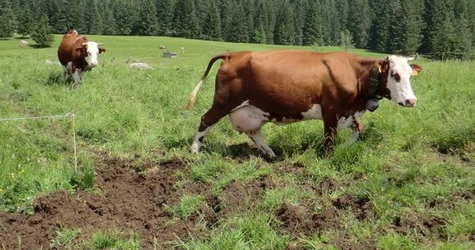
[405,99,417,107]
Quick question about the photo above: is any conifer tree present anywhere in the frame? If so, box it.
[30,14,54,47]
[173,0,199,38]
[136,0,159,35]
[368,0,391,52]
[156,0,174,36]
[432,14,457,60]
[292,0,306,45]
[114,1,138,35]
[454,15,473,60]
[224,2,249,42]
[421,0,447,54]
[16,8,33,38]
[0,0,17,38]
[202,0,222,40]
[348,0,371,48]
[340,29,353,51]
[274,1,295,45]
[387,0,406,53]
[303,0,323,46]
[73,1,87,33]
[251,15,266,44]
[101,0,118,35]
[400,0,424,54]
[262,1,276,44]
[85,0,104,34]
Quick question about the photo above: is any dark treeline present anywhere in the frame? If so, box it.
[2,0,475,60]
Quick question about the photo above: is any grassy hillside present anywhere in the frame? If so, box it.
[0,35,474,249]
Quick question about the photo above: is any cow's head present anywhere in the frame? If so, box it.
[379,55,422,107]
[76,41,106,68]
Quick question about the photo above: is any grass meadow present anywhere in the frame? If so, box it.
[1,35,475,249]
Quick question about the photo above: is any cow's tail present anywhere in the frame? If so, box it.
[183,54,227,109]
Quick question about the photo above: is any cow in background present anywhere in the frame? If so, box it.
[57,30,106,88]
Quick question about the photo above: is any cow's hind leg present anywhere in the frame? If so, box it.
[228,105,275,158]
[248,129,276,158]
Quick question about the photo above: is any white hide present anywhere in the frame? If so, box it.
[337,110,366,144]
[83,41,101,68]
[385,55,417,106]
[337,111,365,130]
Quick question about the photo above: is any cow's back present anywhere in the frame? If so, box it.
[220,50,359,115]
[57,30,87,66]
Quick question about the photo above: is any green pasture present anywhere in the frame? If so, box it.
[1,35,475,249]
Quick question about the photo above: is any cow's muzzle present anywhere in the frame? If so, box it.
[398,98,417,107]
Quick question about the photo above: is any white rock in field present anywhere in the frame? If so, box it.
[129,62,153,70]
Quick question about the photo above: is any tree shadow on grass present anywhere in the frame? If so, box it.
[27,44,52,49]
[359,121,385,145]
[170,123,387,163]
[165,137,279,162]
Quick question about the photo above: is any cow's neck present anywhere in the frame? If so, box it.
[365,66,383,111]
[357,60,386,112]
[77,56,90,71]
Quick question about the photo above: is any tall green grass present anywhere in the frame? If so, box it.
[1,35,474,249]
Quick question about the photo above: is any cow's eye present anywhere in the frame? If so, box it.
[391,71,400,82]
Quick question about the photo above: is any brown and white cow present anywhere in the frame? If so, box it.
[185,51,422,158]
[57,30,106,88]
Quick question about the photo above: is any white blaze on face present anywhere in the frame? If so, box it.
[84,41,100,68]
[385,55,417,107]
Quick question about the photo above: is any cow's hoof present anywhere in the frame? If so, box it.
[190,142,200,154]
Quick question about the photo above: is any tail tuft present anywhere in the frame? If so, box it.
[181,53,226,110]
[182,79,204,110]
[183,94,197,110]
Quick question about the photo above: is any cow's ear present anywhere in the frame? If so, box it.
[411,64,422,76]
[99,48,106,54]
[378,59,389,73]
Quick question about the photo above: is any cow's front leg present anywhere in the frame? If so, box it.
[61,66,68,84]
[248,129,276,158]
[323,115,338,154]
[322,110,344,154]
[350,117,363,144]
[72,70,82,89]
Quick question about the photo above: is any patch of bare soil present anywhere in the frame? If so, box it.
[391,210,448,239]
[1,155,379,249]
[0,156,206,249]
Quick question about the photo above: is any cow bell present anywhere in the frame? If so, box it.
[366,98,380,112]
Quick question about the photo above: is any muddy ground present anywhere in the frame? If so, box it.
[0,154,448,249]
